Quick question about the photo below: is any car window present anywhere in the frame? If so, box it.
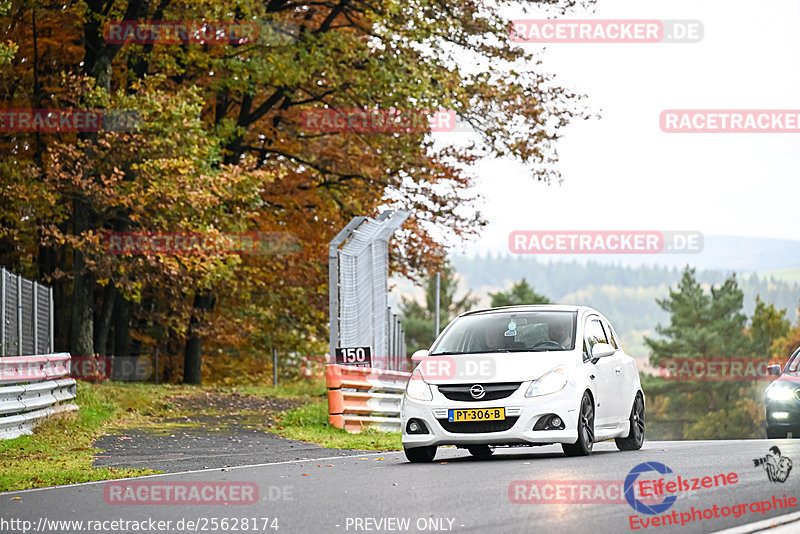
[429,310,577,355]
[584,317,608,350]
[785,347,800,374]
[604,320,619,350]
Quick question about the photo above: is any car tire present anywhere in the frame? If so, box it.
[615,393,645,451]
[562,392,594,457]
[404,445,437,463]
[467,445,494,458]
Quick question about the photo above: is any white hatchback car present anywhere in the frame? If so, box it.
[401,305,644,462]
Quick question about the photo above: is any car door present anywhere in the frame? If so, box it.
[603,319,639,421]
[583,315,620,428]
[601,318,630,423]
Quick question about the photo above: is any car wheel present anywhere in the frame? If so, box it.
[467,445,494,458]
[615,393,645,451]
[562,392,594,457]
[404,445,437,463]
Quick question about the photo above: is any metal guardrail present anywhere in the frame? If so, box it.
[0,353,78,439]
[325,364,411,433]
[1,267,54,356]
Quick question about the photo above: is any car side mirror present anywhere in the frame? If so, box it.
[768,364,782,376]
[411,349,429,362]
[591,343,616,359]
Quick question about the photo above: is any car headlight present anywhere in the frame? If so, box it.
[406,370,433,401]
[526,365,568,397]
[767,386,798,401]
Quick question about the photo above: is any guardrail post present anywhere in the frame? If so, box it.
[1,267,5,356]
[32,281,38,355]
[272,347,278,387]
[48,286,54,354]
[16,273,22,355]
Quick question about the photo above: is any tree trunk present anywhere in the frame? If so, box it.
[183,291,215,384]
[94,284,116,355]
[113,293,131,357]
[70,196,94,356]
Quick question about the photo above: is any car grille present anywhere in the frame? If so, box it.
[437,417,519,434]
[436,382,522,402]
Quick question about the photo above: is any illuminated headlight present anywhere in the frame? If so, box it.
[406,370,433,401]
[767,386,798,401]
[526,365,568,397]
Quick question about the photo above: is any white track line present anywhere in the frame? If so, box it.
[710,511,800,534]
[3,451,397,495]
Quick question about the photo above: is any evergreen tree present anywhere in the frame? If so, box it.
[399,263,477,354]
[644,267,759,439]
[489,278,551,307]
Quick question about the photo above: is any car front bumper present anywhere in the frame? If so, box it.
[766,402,800,437]
[401,382,581,448]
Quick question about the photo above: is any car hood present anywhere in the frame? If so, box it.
[415,351,574,385]
[771,374,800,387]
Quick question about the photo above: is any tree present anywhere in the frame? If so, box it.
[489,278,551,307]
[400,263,477,354]
[1,0,589,383]
[644,267,760,439]
[749,295,790,357]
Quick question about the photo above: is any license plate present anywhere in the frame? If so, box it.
[448,408,505,422]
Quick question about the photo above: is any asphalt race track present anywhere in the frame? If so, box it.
[5,440,800,534]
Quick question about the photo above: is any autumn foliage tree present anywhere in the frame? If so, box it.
[0,0,590,383]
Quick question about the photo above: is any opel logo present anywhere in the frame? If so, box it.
[469,384,486,399]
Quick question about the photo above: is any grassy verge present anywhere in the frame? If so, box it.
[268,400,402,451]
[0,382,169,492]
[0,378,396,492]
[0,380,325,492]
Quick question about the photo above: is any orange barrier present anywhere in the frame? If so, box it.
[325,364,411,433]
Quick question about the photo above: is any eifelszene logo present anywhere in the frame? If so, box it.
[624,462,678,515]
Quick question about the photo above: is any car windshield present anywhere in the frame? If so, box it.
[429,311,577,355]
[784,347,800,376]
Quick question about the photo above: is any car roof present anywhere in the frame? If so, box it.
[459,304,592,317]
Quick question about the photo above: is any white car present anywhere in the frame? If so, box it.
[401,305,645,462]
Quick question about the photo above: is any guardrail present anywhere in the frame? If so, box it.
[325,364,411,433]
[0,353,78,439]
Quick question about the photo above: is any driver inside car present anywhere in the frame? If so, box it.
[548,320,572,348]
[483,325,507,350]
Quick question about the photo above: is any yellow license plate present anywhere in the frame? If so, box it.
[448,408,505,422]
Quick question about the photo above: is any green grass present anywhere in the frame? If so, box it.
[0,382,172,492]
[216,380,326,399]
[268,400,402,451]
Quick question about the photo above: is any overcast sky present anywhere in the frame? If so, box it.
[439,0,800,258]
